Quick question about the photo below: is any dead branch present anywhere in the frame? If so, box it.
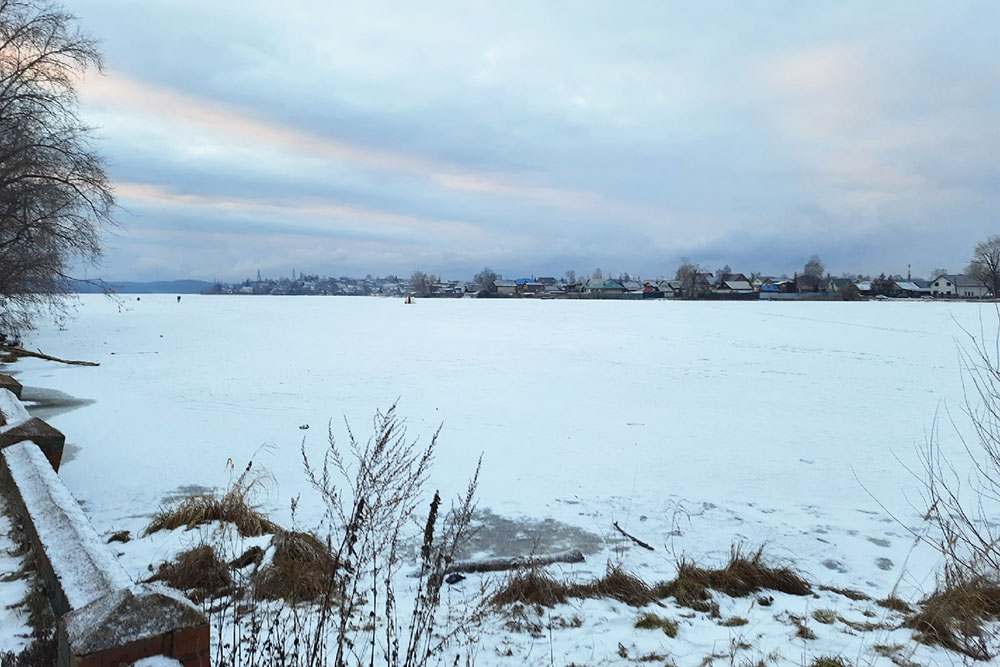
[612,521,654,551]
[1,345,98,366]
[409,548,585,576]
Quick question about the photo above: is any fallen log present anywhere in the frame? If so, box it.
[612,521,654,551]
[410,548,585,577]
[1,346,99,366]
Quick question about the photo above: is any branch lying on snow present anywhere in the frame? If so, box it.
[612,521,654,551]
[409,548,585,577]
[1,346,99,366]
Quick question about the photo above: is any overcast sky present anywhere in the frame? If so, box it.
[73,1,1000,282]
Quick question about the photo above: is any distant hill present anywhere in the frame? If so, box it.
[67,279,214,294]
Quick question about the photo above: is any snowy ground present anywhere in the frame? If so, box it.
[4,295,999,665]
[0,492,33,653]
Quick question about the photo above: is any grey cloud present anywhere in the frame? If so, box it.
[71,0,1000,281]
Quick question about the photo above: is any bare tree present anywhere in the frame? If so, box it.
[473,267,498,293]
[803,255,824,278]
[967,235,1000,298]
[409,271,436,296]
[674,258,700,299]
[0,0,116,337]
[564,269,575,284]
[591,267,603,280]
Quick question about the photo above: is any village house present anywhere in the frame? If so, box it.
[892,281,932,298]
[930,274,992,298]
[827,277,853,293]
[515,279,545,295]
[585,278,627,297]
[495,279,517,296]
[715,279,754,294]
[640,282,665,298]
[794,274,824,293]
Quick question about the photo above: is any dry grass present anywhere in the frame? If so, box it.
[147,544,232,603]
[587,565,656,607]
[836,615,885,633]
[818,585,870,601]
[812,609,837,625]
[871,643,904,657]
[782,613,817,640]
[634,612,678,637]
[491,567,570,607]
[492,563,656,608]
[665,545,811,609]
[718,616,748,627]
[876,596,912,614]
[811,658,850,667]
[655,576,716,613]
[145,463,280,538]
[904,574,1000,660]
[253,530,338,604]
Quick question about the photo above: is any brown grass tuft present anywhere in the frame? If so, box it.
[655,577,716,613]
[492,563,656,608]
[818,585,870,601]
[634,612,678,637]
[585,565,656,607]
[876,596,912,614]
[811,657,850,667]
[669,545,811,601]
[812,609,837,624]
[147,544,231,602]
[491,567,571,607]
[253,531,338,604]
[904,575,1000,660]
[145,464,280,538]
[719,616,748,627]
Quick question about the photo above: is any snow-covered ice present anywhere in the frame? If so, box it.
[4,295,999,664]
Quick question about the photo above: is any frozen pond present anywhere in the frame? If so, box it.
[5,295,998,601]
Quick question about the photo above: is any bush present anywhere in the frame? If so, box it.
[905,574,1000,660]
[147,544,231,603]
[253,531,337,604]
[914,318,1000,657]
[298,403,482,667]
[145,461,280,537]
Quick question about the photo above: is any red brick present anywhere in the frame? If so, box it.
[172,624,211,664]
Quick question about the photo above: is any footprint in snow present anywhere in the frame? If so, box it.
[823,559,848,573]
[875,558,894,571]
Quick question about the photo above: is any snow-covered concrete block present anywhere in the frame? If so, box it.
[58,585,209,667]
[0,416,66,471]
[0,441,210,666]
[0,375,22,400]
[0,387,29,426]
[0,441,130,615]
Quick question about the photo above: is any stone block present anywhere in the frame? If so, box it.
[0,417,66,471]
[60,585,210,667]
[0,374,21,399]
[0,441,129,617]
[0,387,29,427]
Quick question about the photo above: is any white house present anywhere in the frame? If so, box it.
[930,274,991,298]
